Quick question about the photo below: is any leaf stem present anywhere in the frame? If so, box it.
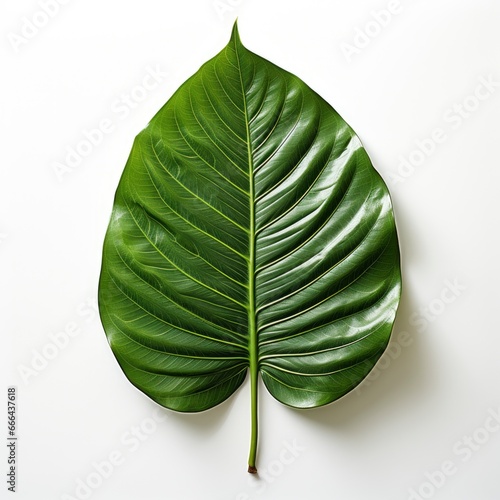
[247,361,258,473]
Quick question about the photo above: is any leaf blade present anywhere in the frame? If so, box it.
[98,22,401,465]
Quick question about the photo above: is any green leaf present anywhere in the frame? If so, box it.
[98,22,401,473]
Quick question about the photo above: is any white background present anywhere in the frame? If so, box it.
[2,0,500,499]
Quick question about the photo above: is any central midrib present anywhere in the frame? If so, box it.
[233,35,259,473]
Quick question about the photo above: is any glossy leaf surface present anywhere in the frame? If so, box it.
[98,23,401,471]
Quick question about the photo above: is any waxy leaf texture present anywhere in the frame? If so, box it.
[98,22,401,472]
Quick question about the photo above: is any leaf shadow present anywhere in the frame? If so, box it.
[290,196,429,434]
[165,384,244,439]
[295,287,424,430]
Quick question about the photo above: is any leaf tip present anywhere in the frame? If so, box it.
[248,465,257,474]
[230,19,242,45]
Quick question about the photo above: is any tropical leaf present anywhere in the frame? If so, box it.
[98,22,401,473]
